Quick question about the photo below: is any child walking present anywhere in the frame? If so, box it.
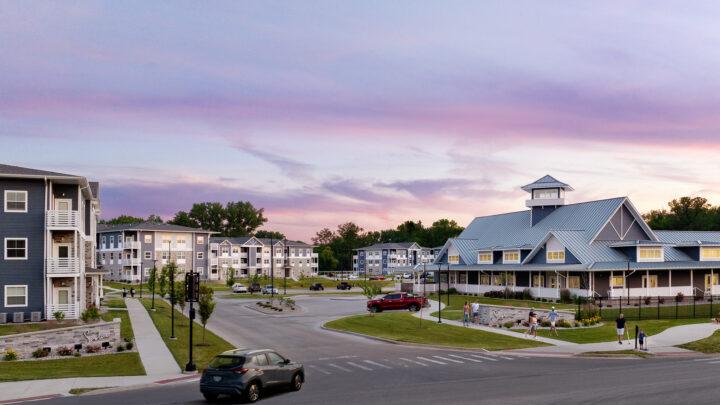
[638,329,647,351]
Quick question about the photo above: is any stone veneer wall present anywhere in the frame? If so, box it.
[0,320,121,359]
[477,304,574,326]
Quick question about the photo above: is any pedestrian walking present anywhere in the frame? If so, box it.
[547,306,559,337]
[471,299,480,324]
[616,313,626,345]
[638,329,646,351]
[524,308,538,339]
[130,287,135,298]
[122,287,127,298]
[462,301,470,327]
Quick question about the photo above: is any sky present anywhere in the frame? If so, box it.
[2,1,720,242]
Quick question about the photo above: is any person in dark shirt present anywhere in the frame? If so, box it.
[616,313,626,344]
[638,329,647,351]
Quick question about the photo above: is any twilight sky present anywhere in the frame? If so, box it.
[2,1,720,241]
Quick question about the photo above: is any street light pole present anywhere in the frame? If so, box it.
[185,266,196,372]
[169,241,176,340]
[270,236,275,299]
[437,265,442,324]
[139,262,144,299]
[151,259,158,311]
[283,239,288,295]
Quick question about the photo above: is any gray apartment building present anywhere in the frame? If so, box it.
[96,222,214,282]
[0,164,102,321]
[209,236,318,280]
[353,242,439,275]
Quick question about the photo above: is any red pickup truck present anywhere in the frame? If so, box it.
[367,292,429,313]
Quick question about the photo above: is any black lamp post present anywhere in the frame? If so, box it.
[185,267,197,372]
[151,259,158,311]
[139,262,144,299]
[437,265,442,324]
[169,242,176,340]
[283,239,289,295]
[270,236,275,299]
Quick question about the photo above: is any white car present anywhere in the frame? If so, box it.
[232,283,248,294]
[262,285,279,294]
[348,274,359,280]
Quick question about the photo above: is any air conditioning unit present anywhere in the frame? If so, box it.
[0,313,6,324]
[13,312,24,323]
[31,312,42,322]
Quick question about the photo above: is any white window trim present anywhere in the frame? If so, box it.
[197,252,204,259]
[4,237,28,260]
[637,247,664,262]
[700,247,720,261]
[144,251,152,259]
[503,250,520,264]
[477,251,493,264]
[197,236,204,244]
[5,285,28,307]
[144,235,152,243]
[4,190,28,213]
[546,250,566,263]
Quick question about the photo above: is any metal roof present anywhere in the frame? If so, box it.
[0,163,80,178]
[608,240,675,247]
[521,175,574,192]
[98,222,215,234]
[354,242,424,251]
[590,261,720,270]
[655,231,720,244]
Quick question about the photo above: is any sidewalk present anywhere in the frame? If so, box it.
[413,299,720,356]
[125,298,181,376]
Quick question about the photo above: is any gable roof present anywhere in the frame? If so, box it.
[98,222,214,234]
[0,163,80,178]
[355,242,423,251]
[521,175,574,192]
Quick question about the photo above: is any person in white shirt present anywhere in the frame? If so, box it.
[471,300,480,324]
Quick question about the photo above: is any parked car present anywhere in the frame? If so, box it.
[367,292,429,313]
[369,276,386,281]
[249,283,261,293]
[337,282,352,290]
[200,348,304,403]
[309,283,324,291]
[402,273,413,279]
[262,285,279,295]
[348,274,359,280]
[232,283,248,294]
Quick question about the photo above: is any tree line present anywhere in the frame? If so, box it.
[643,196,720,231]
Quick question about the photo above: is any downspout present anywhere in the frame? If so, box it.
[43,177,48,319]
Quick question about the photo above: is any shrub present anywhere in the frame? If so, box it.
[32,348,49,358]
[558,319,572,328]
[74,352,81,357]
[658,297,665,304]
[503,287,513,298]
[576,304,600,320]
[541,298,547,303]
[125,342,133,350]
[447,287,457,295]
[522,288,532,300]
[503,322,515,328]
[117,346,125,352]
[695,294,705,302]
[676,292,685,303]
[3,348,19,361]
[53,311,66,322]
[643,296,652,305]
[81,306,100,322]
[540,320,551,327]
[559,289,571,304]
[513,291,524,300]
[86,345,101,354]
[57,346,74,356]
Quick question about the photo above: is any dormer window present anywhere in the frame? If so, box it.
[503,251,520,264]
[449,255,460,264]
[546,250,565,262]
[638,247,663,262]
[701,247,720,261]
[477,252,492,264]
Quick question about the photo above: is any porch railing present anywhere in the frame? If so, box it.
[46,258,81,274]
[46,210,81,228]
[46,303,80,319]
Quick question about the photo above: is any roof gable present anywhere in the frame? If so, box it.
[521,175,573,192]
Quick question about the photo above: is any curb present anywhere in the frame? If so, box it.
[0,394,63,404]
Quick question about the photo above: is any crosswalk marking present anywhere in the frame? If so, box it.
[707,360,720,364]
[433,355,464,364]
[328,363,352,372]
[347,361,373,371]
[309,365,331,375]
[694,358,717,362]
[447,354,483,363]
[399,357,427,366]
[469,354,499,362]
[364,360,392,369]
[417,356,447,365]
[497,355,514,360]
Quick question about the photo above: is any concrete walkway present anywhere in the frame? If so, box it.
[413,299,720,356]
[125,298,181,376]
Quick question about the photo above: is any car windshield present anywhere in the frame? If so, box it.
[208,356,245,370]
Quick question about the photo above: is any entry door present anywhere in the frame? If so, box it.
[55,287,71,305]
[706,274,718,291]
[642,275,658,288]
[54,243,71,259]
[56,199,72,211]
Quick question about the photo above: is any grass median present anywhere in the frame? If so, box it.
[139,298,234,370]
[101,310,134,340]
[325,312,550,350]
[0,353,145,382]
[677,329,720,353]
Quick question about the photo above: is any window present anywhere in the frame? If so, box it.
[162,237,171,244]
[102,236,106,246]
[546,251,565,261]
[177,252,186,260]
[177,237,186,246]
[110,236,115,246]
[4,190,27,212]
[197,236,204,244]
[162,252,169,260]
[448,255,460,264]
[642,275,658,288]
[706,274,719,286]
[231,247,239,254]
[197,252,204,260]
[568,276,580,289]
[276,248,282,255]
[255,355,269,366]
[701,248,720,260]
[263,259,269,264]
[459,272,467,284]
[144,235,152,243]
[612,276,624,287]
[532,275,545,287]
[533,189,557,199]
[493,275,503,286]
[232,258,239,265]
[5,285,27,307]
[110,252,114,263]
[197,267,204,274]
[263,248,270,254]
[638,247,662,260]
[5,238,27,259]
[503,251,519,263]
[144,251,151,259]
[477,253,492,263]
[480,275,490,285]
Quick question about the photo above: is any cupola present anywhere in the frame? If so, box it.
[521,175,573,226]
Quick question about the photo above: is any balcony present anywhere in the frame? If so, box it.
[47,258,81,275]
[46,210,81,229]
[123,241,140,249]
[209,258,219,265]
[526,197,565,208]
[47,303,80,319]
[210,243,219,250]
[123,258,141,266]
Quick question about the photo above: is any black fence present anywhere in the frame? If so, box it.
[576,295,720,321]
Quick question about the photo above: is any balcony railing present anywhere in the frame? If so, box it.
[209,258,219,265]
[47,258,81,274]
[123,241,140,249]
[123,258,141,266]
[47,303,80,319]
[46,210,81,229]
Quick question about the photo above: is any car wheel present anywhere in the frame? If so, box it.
[408,303,420,312]
[290,373,303,391]
[203,392,219,402]
[245,382,261,403]
[370,305,379,313]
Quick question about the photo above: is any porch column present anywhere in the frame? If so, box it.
[712,269,715,295]
[491,271,494,290]
[555,271,559,299]
[73,276,78,313]
[691,269,694,294]
[465,271,468,292]
[623,270,626,298]
[669,269,672,294]
[610,270,614,298]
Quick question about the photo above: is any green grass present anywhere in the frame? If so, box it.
[103,281,132,290]
[69,387,113,395]
[101,310,134,340]
[324,312,550,351]
[582,350,652,358]
[430,294,576,311]
[512,318,707,344]
[0,321,81,336]
[102,299,127,308]
[596,300,720,321]
[200,283,232,291]
[0,353,145,382]
[677,329,720,353]
[139,298,235,370]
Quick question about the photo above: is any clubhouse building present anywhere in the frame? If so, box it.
[426,175,720,299]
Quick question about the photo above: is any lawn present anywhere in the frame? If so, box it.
[0,353,145,382]
[101,310,134,340]
[512,318,707,344]
[139,298,235,370]
[324,312,550,351]
[581,350,652,358]
[430,294,576,312]
[595,300,720,321]
[102,298,127,308]
[200,283,232,291]
[0,321,80,336]
[677,329,720,353]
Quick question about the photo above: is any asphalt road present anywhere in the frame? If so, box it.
[39,296,720,405]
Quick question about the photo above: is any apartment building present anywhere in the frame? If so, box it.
[209,237,318,280]
[96,222,213,281]
[0,164,102,321]
[352,242,438,275]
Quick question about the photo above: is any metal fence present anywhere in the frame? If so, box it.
[576,295,720,321]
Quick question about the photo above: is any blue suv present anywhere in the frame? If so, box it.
[200,348,304,403]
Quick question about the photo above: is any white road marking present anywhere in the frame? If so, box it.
[309,365,331,375]
[347,361,373,371]
[497,356,514,360]
[328,363,352,372]
[433,355,464,364]
[447,354,483,363]
[364,360,392,369]
[399,357,428,366]
[707,360,720,364]
[469,354,499,362]
[694,358,716,362]
[416,356,447,365]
